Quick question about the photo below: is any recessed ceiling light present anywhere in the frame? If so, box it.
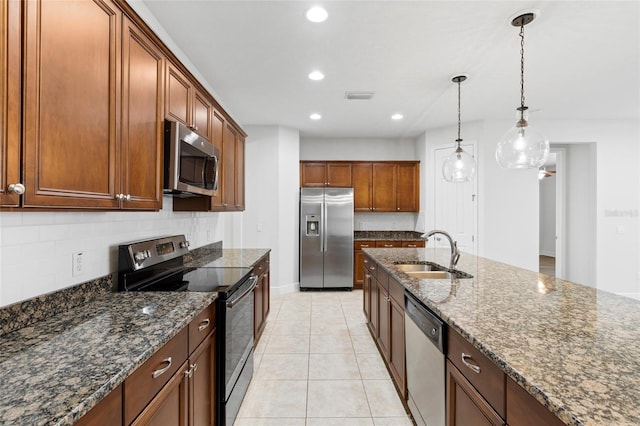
[308,71,325,81]
[391,113,404,120]
[310,113,322,120]
[306,6,328,23]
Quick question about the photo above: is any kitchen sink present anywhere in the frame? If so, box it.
[393,262,473,279]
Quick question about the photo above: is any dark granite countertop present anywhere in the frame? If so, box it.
[363,247,640,426]
[0,247,270,425]
[354,230,425,241]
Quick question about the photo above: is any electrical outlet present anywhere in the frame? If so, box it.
[72,252,84,277]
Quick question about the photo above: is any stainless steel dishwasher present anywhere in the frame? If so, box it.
[405,291,446,426]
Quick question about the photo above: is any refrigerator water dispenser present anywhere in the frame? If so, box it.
[305,215,320,236]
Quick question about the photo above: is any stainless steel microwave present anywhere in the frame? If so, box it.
[163,120,219,197]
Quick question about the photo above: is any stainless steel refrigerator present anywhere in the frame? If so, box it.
[300,187,354,289]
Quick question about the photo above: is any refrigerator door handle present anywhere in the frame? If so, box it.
[322,197,328,252]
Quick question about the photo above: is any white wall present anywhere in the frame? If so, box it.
[539,175,556,256]
[0,197,224,307]
[242,125,300,294]
[300,137,416,161]
[301,137,420,231]
[418,118,639,296]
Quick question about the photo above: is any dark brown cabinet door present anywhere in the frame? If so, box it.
[76,385,122,426]
[192,89,212,141]
[189,332,216,426]
[165,63,191,126]
[372,163,397,212]
[209,109,225,209]
[23,0,121,208]
[352,162,373,211]
[446,361,504,426]
[377,282,390,360]
[354,250,364,288]
[121,17,163,210]
[254,273,264,339]
[506,377,563,426]
[369,276,379,337]
[326,162,352,187]
[222,123,237,210]
[234,135,245,210]
[131,361,189,426]
[363,272,371,320]
[300,162,327,187]
[396,162,419,212]
[389,297,406,399]
[0,0,20,207]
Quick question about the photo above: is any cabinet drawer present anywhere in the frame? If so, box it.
[364,255,377,278]
[388,275,404,306]
[355,241,374,250]
[189,303,216,354]
[253,257,269,275]
[447,329,506,418]
[401,240,425,248]
[375,240,402,248]
[124,327,188,424]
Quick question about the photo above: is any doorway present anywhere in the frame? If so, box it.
[539,149,565,278]
[434,143,478,255]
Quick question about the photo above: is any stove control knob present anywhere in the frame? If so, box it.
[179,241,190,249]
[134,251,146,262]
[145,250,152,258]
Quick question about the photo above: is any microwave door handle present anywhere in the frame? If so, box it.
[212,155,219,191]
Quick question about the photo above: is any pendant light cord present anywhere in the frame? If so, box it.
[456,80,462,147]
[519,23,526,118]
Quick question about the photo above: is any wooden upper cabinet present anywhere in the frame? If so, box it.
[396,162,419,212]
[120,17,164,210]
[326,162,352,186]
[165,63,191,126]
[352,163,373,211]
[23,0,121,208]
[165,63,213,141]
[300,161,352,187]
[300,162,327,187]
[0,0,21,207]
[209,109,225,209]
[372,163,397,212]
[192,89,213,141]
[222,123,237,210]
[235,135,245,210]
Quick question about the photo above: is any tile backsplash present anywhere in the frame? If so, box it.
[0,197,225,307]
[354,212,418,231]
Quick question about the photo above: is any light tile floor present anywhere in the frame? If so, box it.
[235,290,413,426]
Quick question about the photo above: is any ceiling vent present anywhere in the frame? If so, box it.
[345,91,375,100]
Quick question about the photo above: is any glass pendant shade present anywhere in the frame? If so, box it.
[443,146,476,182]
[495,108,549,169]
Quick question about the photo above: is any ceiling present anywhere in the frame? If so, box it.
[139,1,639,139]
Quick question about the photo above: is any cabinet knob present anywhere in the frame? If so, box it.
[7,183,25,195]
[397,207,400,211]
[223,203,228,207]
[115,193,123,200]
[125,194,131,201]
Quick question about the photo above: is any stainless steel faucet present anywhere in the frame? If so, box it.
[422,229,461,270]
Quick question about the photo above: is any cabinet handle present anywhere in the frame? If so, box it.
[125,194,131,201]
[223,203,228,207]
[361,245,370,248]
[152,357,173,378]
[236,204,241,207]
[461,353,481,374]
[7,183,25,195]
[397,207,400,211]
[384,244,394,248]
[198,318,210,331]
[370,266,376,270]
[407,244,417,248]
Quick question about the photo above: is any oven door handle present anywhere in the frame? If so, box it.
[226,275,258,308]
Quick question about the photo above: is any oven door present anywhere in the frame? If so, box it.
[224,275,258,424]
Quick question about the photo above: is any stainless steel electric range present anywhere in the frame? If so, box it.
[118,235,256,426]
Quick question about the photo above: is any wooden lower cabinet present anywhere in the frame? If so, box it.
[446,360,505,426]
[506,377,564,426]
[254,254,271,344]
[354,240,424,287]
[78,303,217,426]
[76,385,123,426]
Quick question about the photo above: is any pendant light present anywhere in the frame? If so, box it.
[495,12,549,169]
[442,75,476,183]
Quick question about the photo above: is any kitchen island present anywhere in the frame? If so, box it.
[363,247,640,426]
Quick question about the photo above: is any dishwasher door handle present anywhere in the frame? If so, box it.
[461,353,481,374]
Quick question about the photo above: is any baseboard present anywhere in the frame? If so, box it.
[271,281,300,296]
[615,292,640,301]
[539,250,556,257]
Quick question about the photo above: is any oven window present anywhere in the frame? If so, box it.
[225,285,254,390]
